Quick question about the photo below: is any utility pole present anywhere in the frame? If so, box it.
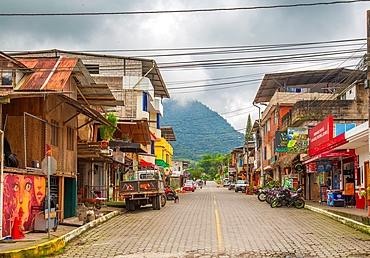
[367,10,370,204]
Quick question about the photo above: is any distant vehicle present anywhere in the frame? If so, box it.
[228,181,235,190]
[223,179,230,187]
[235,180,249,193]
[183,182,195,192]
[185,180,197,189]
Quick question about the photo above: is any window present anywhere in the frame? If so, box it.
[335,123,356,136]
[151,140,155,154]
[264,118,271,134]
[1,70,13,86]
[85,64,99,74]
[264,147,267,160]
[142,92,148,112]
[50,119,59,146]
[156,113,160,129]
[67,126,74,151]
[274,110,278,125]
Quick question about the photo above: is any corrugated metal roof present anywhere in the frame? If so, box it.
[116,118,151,146]
[15,57,121,106]
[161,126,176,141]
[9,49,170,99]
[253,68,366,104]
[16,57,77,91]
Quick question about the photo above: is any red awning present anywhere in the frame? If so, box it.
[150,131,158,141]
[140,160,155,167]
[302,149,355,164]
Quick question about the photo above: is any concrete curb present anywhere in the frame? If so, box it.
[306,205,370,235]
[0,210,120,258]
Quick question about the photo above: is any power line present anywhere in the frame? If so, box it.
[0,1,368,16]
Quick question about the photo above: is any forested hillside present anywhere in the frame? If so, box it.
[161,99,245,161]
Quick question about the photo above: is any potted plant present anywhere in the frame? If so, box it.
[100,112,118,142]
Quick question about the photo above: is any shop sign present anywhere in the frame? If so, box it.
[275,131,288,153]
[270,155,276,163]
[287,127,308,154]
[294,162,304,173]
[308,116,333,150]
[228,167,236,173]
[308,133,347,156]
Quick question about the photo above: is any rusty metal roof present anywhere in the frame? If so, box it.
[10,49,170,99]
[14,57,121,106]
[0,51,32,71]
[16,57,77,91]
[253,68,366,104]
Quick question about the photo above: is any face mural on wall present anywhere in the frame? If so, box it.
[2,174,46,237]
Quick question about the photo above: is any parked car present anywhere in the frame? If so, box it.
[183,182,195,192]
[228,181,235,190]
[235,180,249,193]
[223,179,230,187]
[185,180,197,189]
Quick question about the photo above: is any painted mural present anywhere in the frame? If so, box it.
[2,173,46,237]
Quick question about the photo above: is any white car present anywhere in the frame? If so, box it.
[235,180,249,193]
[223,179,230,187]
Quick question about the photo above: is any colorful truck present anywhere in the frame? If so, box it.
[119,170,166,211]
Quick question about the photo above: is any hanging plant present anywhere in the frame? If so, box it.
[100,112,118,141]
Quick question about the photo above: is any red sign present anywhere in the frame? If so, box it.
[309,116,333,151]
[308,133,347,156]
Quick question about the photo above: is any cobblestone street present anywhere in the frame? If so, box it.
[55,182,370,257]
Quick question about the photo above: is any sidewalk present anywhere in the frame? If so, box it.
[0,202,370,257]
[0,206,124,258]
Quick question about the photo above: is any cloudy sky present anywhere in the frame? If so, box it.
[1,0,370,132]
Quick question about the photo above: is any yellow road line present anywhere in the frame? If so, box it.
[214,208,222,250]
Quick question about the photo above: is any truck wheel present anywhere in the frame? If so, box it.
[152,196,157,210]
[125,198,131,211]
[161,194,166,207]
[125,199,136,211]
[152,195,161,210]
[153,195,161,210]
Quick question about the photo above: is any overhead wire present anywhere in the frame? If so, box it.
[1,0,368,16]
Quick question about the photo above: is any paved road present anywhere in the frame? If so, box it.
[55,181,370,257]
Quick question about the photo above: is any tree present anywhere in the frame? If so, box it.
[197,153,225,179]
[245,114,254,143]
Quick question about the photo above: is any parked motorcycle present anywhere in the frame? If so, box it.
[270,188,305,209]
[164,185,179,203]
[257,188,269,202]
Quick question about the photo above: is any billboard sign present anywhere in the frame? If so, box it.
[287,127,308,154]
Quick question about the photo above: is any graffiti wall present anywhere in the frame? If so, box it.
[2,173,46,237]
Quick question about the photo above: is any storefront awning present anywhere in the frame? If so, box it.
[264,165,273,171]
[302,149,355,164]
[140,160,155,167]
[155,159,170,168]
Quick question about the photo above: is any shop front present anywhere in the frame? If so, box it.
[303,118,368,210]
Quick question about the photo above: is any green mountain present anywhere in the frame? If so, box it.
[161,99,245,161]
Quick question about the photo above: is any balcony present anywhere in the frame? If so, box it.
[149,98,163,115]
